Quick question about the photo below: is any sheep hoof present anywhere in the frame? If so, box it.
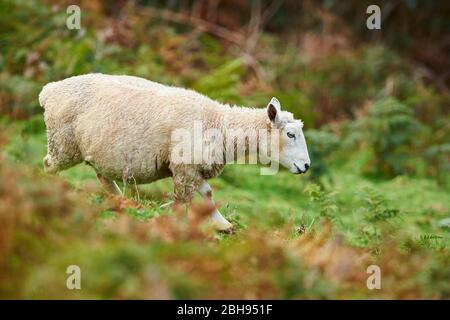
[210,210,234,232]
[218,225,235,235]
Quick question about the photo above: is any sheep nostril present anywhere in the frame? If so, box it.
[304,163,310,172]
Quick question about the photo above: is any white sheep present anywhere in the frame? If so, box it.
[39,73,310,231]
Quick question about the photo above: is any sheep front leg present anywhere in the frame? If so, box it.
[198,181,233,232]
[171,166,233,232]
[172,171,202,204]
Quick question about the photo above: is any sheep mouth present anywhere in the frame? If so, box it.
[293,163,305,174]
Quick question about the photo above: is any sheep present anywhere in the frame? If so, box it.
[39,73,311,231]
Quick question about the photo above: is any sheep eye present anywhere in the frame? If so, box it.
[287,132,295,139]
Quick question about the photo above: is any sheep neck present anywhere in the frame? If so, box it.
[222,106,273,164]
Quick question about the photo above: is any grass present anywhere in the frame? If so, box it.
[0,0,448,300]
[0,119,449,299]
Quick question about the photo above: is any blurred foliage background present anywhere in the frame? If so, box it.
[0,0,449,299]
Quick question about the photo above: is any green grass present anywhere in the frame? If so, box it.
[1,0,449,299]
[4,121,449,248]
[1,119,449,299]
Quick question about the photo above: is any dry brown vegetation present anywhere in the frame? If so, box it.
[1,138,446,299]
[0,0,449,299]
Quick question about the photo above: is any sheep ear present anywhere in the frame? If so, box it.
[267,97,281,124]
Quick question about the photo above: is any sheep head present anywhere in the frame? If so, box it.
[267,97,311,174]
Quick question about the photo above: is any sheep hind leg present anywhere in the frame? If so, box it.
[43,154,59,174]
[96,172,122,195]
[43,126,82,174]
[197,181,234,232]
